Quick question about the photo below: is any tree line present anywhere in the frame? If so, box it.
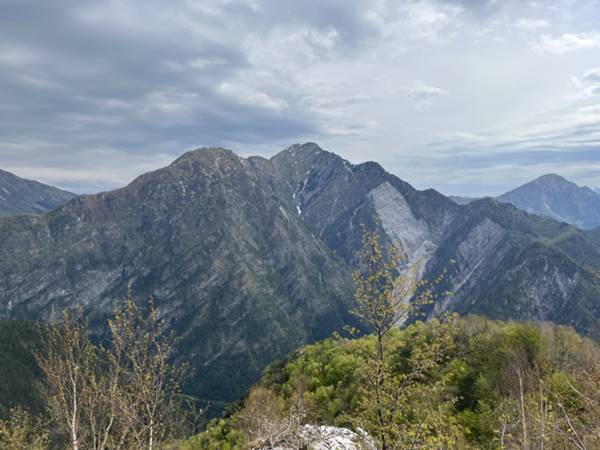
[0,295,188,450]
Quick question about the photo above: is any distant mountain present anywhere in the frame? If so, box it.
[0,169,76,216]
[497,174,600,229]
[2,144,600,409]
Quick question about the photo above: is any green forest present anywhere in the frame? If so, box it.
[191,316,600,449]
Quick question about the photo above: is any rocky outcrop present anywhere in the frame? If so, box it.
[260,425,377,450]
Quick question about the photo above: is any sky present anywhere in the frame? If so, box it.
[2,0,600,196]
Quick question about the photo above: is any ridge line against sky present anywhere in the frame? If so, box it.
[1,0,600,196]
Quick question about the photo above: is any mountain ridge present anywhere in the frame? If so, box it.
[0,169,76,216]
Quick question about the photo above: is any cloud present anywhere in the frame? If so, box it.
[531,32,600,53]
[403,82,448,109]
[0,43,43,66]
[515,18,550,30]
[1,0,600,196]
[399,1,464,42]
[217,82,287,112]
[569,67,600,98]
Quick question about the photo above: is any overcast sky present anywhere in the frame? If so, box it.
[2,0,600,195]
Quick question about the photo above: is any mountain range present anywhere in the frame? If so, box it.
[0,169,75,216]
[2,143,600,408]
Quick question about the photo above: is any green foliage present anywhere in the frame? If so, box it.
[0,406,49,450]
[0,321,46,420]
[173,419,244,450]
[192,316,599,449]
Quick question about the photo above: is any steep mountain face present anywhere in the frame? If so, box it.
[0,148,356,405]
[497,174,600,229]
[266,144,460,283]
[0,169,76,216]
[268,146,600,333]
[2,143,600,408]
[426,199,600,331]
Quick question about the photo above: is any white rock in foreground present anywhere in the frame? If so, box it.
[262,424,377,450]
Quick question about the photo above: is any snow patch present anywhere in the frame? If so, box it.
[279,205,289,221]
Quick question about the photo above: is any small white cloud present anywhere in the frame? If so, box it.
[531,32,600,54]
[403,81,448,109]
[398,1,463,42]
[188,57,226,70]
[0,44,42,66]
[433,131,486,145]
[217,82,287,112]
[515,18,549,30]
[568,68,600,98]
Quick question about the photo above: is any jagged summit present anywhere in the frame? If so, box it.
[271,142,339,168]
[171,146,237,165]
[279,142,324,153]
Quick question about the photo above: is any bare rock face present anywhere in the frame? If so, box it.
[0,169,75,216]
[369,181,438,281]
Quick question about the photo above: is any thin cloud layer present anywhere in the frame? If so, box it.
[0,0,600,195]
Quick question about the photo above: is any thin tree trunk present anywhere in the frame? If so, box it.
[71,372,79,450]
[518,370,528,450]
[375,330,388,450]
[539,388,546,450]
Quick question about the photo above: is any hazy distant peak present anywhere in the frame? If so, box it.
[0,169,76,216]
[497,173,600,229]
[531,173,568,184]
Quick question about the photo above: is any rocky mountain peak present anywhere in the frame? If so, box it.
[534,173,570,183]
[173,146,237,163]
[276,142,326,158]
[270,143,342,176]
[497,173,600,229]
[530,174,597,195]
